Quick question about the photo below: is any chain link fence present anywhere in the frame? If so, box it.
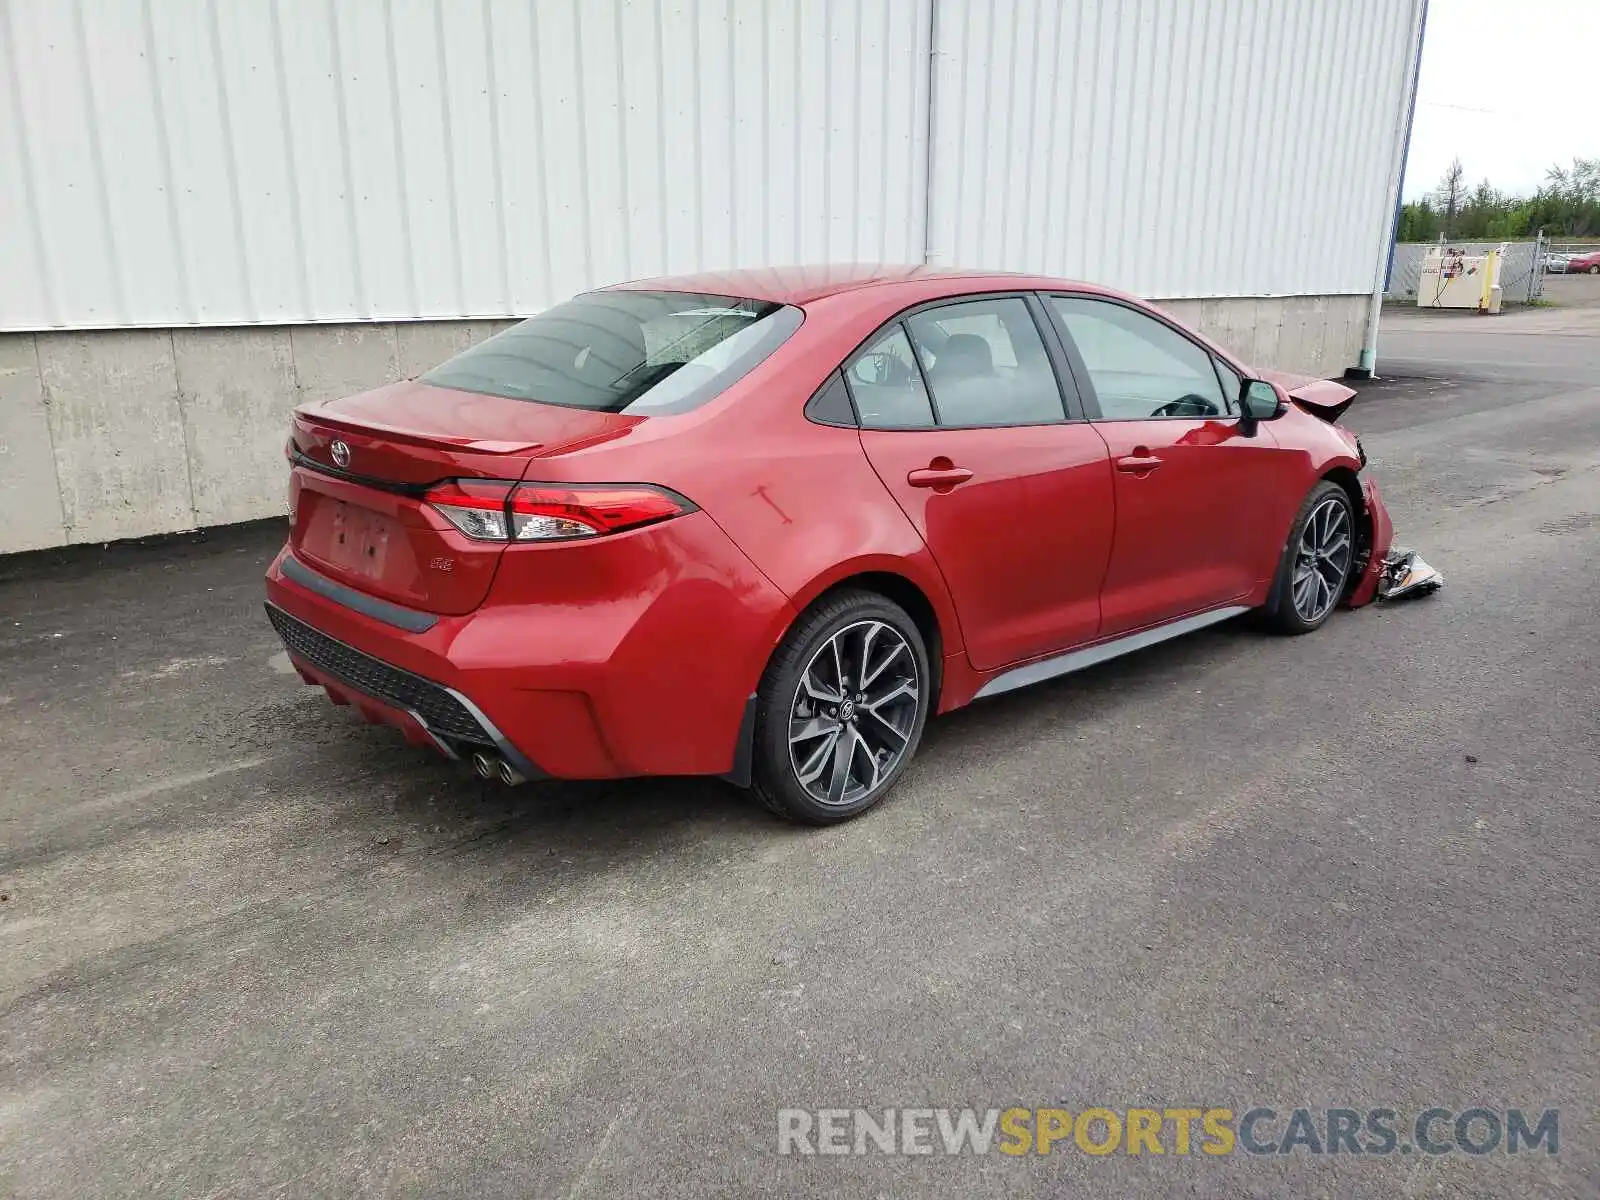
[1385,239,1548,304]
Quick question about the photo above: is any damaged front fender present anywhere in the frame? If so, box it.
[1344,475,1395,608]
[1342,475,1443,606]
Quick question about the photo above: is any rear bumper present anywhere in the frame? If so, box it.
[265,602,544,778]
[264,512,795,780]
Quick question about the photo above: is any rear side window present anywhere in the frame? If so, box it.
[421,291,802,415]
[804,372,858,427]
[904,297,1066,426]
[844,326,936,428]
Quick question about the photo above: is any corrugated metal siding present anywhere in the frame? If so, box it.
[0,0,932,330]
[0,0,1419,331]
[926,0,1424,297]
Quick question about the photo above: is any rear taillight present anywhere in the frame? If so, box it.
[424,480,695,543]
[506,484,692,541]
[426,479,518,541]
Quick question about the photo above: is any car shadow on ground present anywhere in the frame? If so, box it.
[0,506,1300,892]
[915,613,1263,753]
[296,730,786,856]
[303,612,1273,868]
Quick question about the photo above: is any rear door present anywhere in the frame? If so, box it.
[1044,294,1293,636]
[851,294,1115,672]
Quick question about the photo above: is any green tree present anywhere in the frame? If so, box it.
[1435,158,1467,236]
[1398,198,1440,243]
[1545,157,1600,202]
[1399,156,1600,241]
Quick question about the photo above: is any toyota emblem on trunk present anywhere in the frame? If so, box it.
[330,440,350,469]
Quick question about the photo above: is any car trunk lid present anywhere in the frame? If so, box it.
[288,380,640,614]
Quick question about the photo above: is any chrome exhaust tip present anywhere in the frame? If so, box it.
[496,759,525,787]
[471,751,496,780]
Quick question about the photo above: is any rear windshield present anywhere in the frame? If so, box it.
[421,291,802,415]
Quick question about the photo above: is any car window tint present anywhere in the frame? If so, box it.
[1050,296,1227,420]
[904,297,1066,426]
[844,325,935,428]
[1212,357,1242,415]
[421,290,799,415]
[804,372,857,426]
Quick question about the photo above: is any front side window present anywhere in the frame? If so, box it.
[903,297,1066,426]
[1050,296,1227,420]
[1212,357,1242,415]
[421,290,801,415]
[844,325,936,428]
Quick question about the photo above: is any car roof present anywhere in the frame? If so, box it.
[603,263,1118,306]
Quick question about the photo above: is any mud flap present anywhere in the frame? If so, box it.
[1377,548,1443,601]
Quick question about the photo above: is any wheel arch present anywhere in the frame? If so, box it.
[814,570,943,662]
[1320,463,1370,592]
[723,559,956,790]
[785,555,959,658]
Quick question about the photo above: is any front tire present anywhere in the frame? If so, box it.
[750,589,931,824]
[1263,481,1356,634]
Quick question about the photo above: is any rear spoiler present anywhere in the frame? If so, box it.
[1254,369,1358,423]
[293,408,543,456]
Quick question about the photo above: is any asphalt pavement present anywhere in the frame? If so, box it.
[2,305,1597,1198]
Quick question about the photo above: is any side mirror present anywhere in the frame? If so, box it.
[1237,379,1284,434]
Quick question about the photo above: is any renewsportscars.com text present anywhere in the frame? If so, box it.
[777,1106,1559,1158]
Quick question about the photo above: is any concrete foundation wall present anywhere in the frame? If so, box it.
[1157,294,1369,384]
[0,294,1366,554]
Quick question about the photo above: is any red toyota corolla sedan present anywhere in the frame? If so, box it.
[265,265,1393,823]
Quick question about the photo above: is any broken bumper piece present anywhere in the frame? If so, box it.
[1377,548,1443,601]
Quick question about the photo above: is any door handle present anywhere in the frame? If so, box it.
[907,465,974,490]
[1114,454,1162,474]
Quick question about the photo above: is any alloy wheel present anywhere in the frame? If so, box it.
[1291,496,1353,623]
[787,620,921,807]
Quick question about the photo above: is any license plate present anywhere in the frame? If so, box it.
[328,501,395,579]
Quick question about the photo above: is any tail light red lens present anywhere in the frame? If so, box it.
[424,480,694,543]
[507,484,692,541]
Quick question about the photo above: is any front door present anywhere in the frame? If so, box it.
[1045,294,1293,636]
[847,296,1115,672]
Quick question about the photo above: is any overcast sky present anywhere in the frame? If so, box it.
[1403,0,1599,200]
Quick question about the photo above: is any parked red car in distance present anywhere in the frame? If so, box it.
[1563,249,1600,274]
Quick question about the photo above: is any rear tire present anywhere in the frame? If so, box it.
[1262,481,1356,635]
[750,589,931,825]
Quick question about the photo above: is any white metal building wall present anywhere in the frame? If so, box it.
[0,0,1421,333]
[0,0,932,330]
[925,0,1423,299]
